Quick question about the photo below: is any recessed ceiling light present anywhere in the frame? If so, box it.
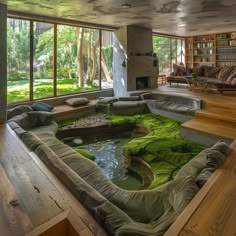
[121,3,131,8]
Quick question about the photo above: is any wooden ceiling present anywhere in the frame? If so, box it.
[1,0,236,36]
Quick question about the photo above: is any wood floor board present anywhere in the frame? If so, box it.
[0,124,71,228]
[0,163,33,236]
[195,110,236,123]
[182,118,236,140]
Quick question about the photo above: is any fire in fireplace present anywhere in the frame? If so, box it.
[136,77,150,89]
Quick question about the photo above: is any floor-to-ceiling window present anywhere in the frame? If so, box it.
[101,30,113,89]
[7,18,30,103]
[33,22,54,99]
[153,35,185,75]
[7,17,113,104]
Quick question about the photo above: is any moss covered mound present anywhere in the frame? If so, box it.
[111,114,206,189]
[74,148,96,161]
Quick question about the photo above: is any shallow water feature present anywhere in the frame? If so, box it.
[80,130,143,190]
[58,124,148,190]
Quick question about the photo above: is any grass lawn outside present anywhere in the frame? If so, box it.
[7,78,99,104]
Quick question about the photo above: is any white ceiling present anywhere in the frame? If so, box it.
[1,0,236,36]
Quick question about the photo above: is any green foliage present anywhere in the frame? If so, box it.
[102,45,113,75]
[111,114,206,189]
[7,20,30,81]
[74,148,96,161]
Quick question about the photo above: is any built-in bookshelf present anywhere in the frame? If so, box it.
[216,32,236,67]
[185,34,216,68]
[186,32,236,68]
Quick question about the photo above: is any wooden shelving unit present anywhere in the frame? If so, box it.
[185,32,236,68]
[216,32,236,66]
[185,34,216,68]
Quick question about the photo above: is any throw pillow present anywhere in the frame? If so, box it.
[226,67,236,82]
[217,66,234,81]
[7,105,33,120]
[211,140,231,156]
[192,65,205,76]
[173,64,187,76]
[231,77,236,85]
[27,111,52,127]
[31,101,54,112]
[65,97,90,107]
[203,66,221,78]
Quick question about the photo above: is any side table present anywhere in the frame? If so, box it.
[184,76,208,93]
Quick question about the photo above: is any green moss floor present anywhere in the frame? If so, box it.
[111,114,206,189]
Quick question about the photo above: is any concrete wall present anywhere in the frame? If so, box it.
[0,4,7,123]
[113,26,158,96]
[113,29,128,97]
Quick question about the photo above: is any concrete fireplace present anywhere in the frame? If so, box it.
[113,25,158,97]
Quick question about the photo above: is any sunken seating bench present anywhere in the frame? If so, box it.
[7,111,231,236]
[141,92,202,122]
[166,65,236,94]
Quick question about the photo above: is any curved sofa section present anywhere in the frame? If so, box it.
[7,111,231,236]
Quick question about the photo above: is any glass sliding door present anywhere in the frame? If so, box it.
[101,30,113,89]
[7,18,30,104]
[33,22,54,99]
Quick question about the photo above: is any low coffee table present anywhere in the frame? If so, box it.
[185,76,209,93]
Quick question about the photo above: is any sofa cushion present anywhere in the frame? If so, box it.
[230,77,236,86]
[193,65,205,76]
[211,140,231,156]
[227,67,236,82]
[31,101,54,112]
[173,64,187,76]
[27,111,53,127]
[65,97,90,107]
[217,66,234,81]
[118,96,140,101]
[203,66,221,78]
[7,105,33,120]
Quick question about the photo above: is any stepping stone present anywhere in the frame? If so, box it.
[73,138,83,145]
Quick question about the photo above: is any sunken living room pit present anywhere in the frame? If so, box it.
[7,101,232,236]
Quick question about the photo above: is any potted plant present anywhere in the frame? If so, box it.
[191,72,198,80]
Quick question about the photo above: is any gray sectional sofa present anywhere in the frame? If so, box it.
[8,111,231,236]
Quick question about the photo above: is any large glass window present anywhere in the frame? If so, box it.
[153,35,185,75]
[7,19,30,103]
[33,22,54,99]
[7,17,114,104]
[81,28,100,91]
[57,25,79,96]
[57,26,100,96]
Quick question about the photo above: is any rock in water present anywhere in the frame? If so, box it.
[73,138,83,145]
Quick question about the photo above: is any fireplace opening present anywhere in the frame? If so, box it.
[136,77,150,89]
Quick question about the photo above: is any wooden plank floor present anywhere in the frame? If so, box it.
[0,124,106,236]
